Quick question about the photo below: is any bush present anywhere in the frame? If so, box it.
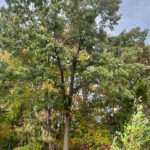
[13,142,42,150]
[111,104,150,150]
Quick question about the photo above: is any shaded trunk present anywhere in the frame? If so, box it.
[48,143,55,150]
[63,113,70,150]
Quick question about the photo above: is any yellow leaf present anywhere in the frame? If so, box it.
[79,50,90,62]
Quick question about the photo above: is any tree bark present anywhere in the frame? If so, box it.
[48,143,53,150]
[63,113,70,150]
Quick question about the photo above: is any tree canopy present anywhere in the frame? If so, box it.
[0,0,150,150]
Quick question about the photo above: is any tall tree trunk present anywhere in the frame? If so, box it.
[48,144,52,150]
[63,113,70,150]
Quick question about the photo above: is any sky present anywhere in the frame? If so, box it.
[0,0,150,43]
[112,0,150,43]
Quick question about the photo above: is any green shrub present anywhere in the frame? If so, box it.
[111,104,150,150]
[13,142,42,150]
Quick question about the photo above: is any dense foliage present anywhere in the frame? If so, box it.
[111,104,150,150]
[0,0,150,150]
